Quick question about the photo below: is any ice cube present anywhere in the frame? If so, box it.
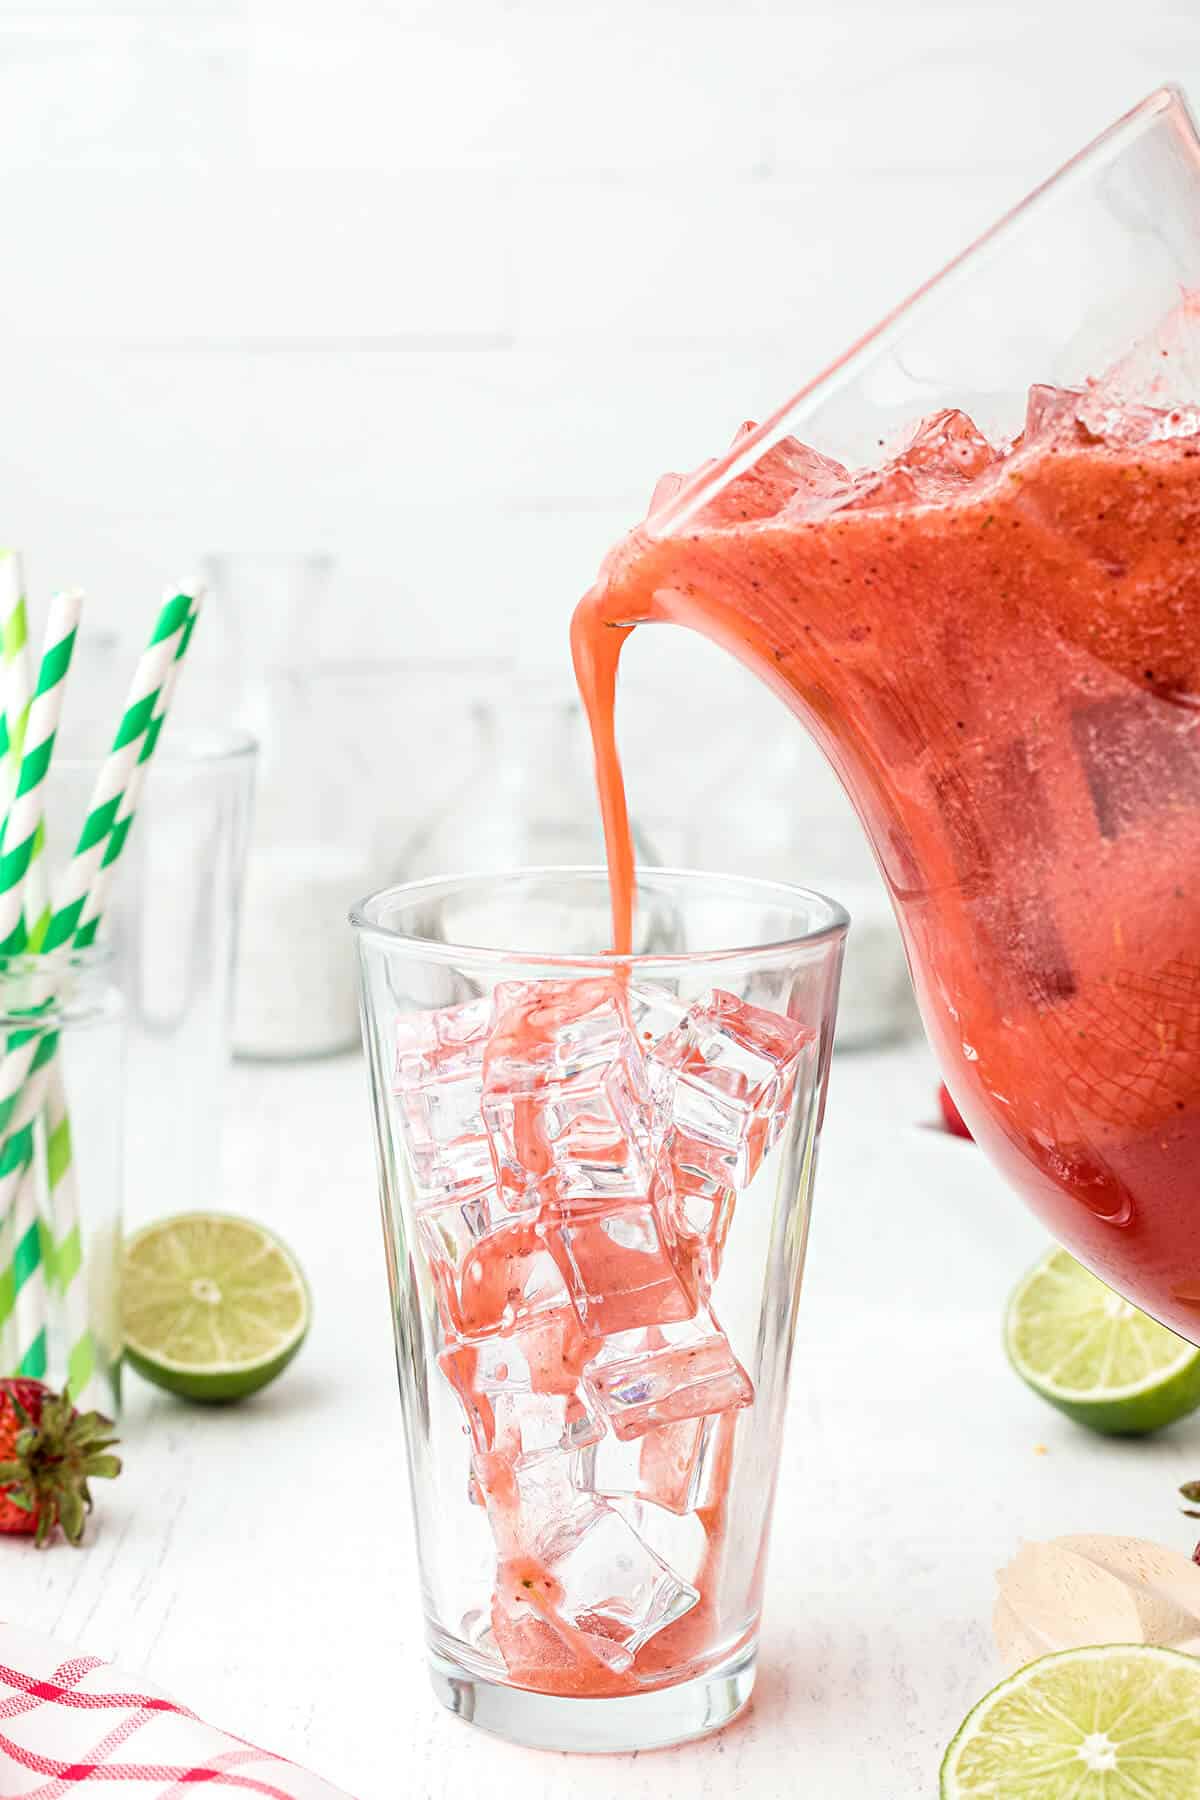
[394,997,495,1203]
[1079,396,1200,445]
[1023,381,1200,448]
[419,1192,573,1341]
[585,1306,753,1440]
[395,995,493,1079]
[933,747,1076,1009]
[512,1391,605,1463]
[841,408,998,513]
[549,1201,696,1335]
[625,982,689,1054]
[487,978,631,1081]
[649,989,813,1187]
[538,1055,654,1205]
[1023,382,1088,439]
[646,469,688,516]
[611,1495,711,1591]
[484,977,653,1208]
[574,1414,717,1516]
[493,1496,699,1674]
[695,435,852,527]
[656,1141,737,1290]
[440,1313,600,1458]
[1094,293,1200,413]
[1072,696,1200,840]
[458,1218,575,1340]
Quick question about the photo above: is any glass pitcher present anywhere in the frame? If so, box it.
[574,87,1200,1338]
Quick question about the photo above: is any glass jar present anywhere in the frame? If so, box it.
[0,948,125,1414]
[47,731,256,1231]
[403,684,660,881]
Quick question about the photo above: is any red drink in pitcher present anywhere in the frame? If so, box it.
[574,90,1200,1339]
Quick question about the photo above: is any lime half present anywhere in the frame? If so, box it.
[123,1213,310,1403]
[1004,1246,1200,1436]
[942,1644,1200,1797]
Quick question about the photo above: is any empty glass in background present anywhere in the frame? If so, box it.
[44,731,255,1232]
[401,673,660,885]
[0,948,125,1414]
[200,552,370,1061]
[352,868,847,1753]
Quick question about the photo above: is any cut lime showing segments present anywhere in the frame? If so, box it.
[1004,1246,1200,1436]
[941,1644,1200,1797]
[123,1213,310,1403]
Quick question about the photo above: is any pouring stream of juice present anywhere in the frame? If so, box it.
[572,382,1200,1339]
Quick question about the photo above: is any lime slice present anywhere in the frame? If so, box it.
[941,1644,1200,1797]
[123,1213,310,1403]
[1005,1247,1200,1435]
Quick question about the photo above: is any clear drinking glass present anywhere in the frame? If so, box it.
[0,948,125,1414]
[352,868,846,1752]
[46,729,256,1230]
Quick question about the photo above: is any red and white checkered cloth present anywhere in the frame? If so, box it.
[0,1624,355,1798]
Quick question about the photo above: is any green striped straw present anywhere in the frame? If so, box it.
[0,554,26,1375]
[71,594,201,949]
[0,587,195,1131]
[21,597,95,1399]
[0,591,83,954]
[0,558,35,1376]
[0,553,31,806]
[47,591,202,1402]
[0,591,81,1380]
[37,589,194,954]
[0,589,201,1396]
[41,1073,91,1397]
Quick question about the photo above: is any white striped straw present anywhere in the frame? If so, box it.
[0,562,33,1377]
[21,596,101,1403]
[74,592,204,946]
[0,591,203,1395]
[3,593,82,1380]
[40,588,194,954]
[0,558,21,1376]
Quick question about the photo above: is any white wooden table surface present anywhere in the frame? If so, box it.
[7,1039,1200,1799]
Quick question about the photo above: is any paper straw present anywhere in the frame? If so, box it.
[0,568,38,1376]
[0,552,31,757]
[0,561,25,1376]
[42,1075,99,1402]
[73,594,202,949]
[37,588,193,955]
[21,597,99,1402]
[0,593,82,1379]
[51,592,199,1400]
[0,588,197,1220]
[0,589,201,1396]
[0,591,83,954]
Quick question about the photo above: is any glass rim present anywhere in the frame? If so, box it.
[52,725,258,773]
[0,943,113,974]
[349,864,851,972]
[0,941,119,1027]
[649,82,1195,538]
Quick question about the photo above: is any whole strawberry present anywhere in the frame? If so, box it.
[0,1378,121,1547]
[938,1082,973,1140]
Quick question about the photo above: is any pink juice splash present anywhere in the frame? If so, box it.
[392,976,812,1696]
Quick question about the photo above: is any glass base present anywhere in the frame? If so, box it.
[429,1644,757,1753]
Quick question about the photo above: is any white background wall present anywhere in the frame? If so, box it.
[3,0,1200,859]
